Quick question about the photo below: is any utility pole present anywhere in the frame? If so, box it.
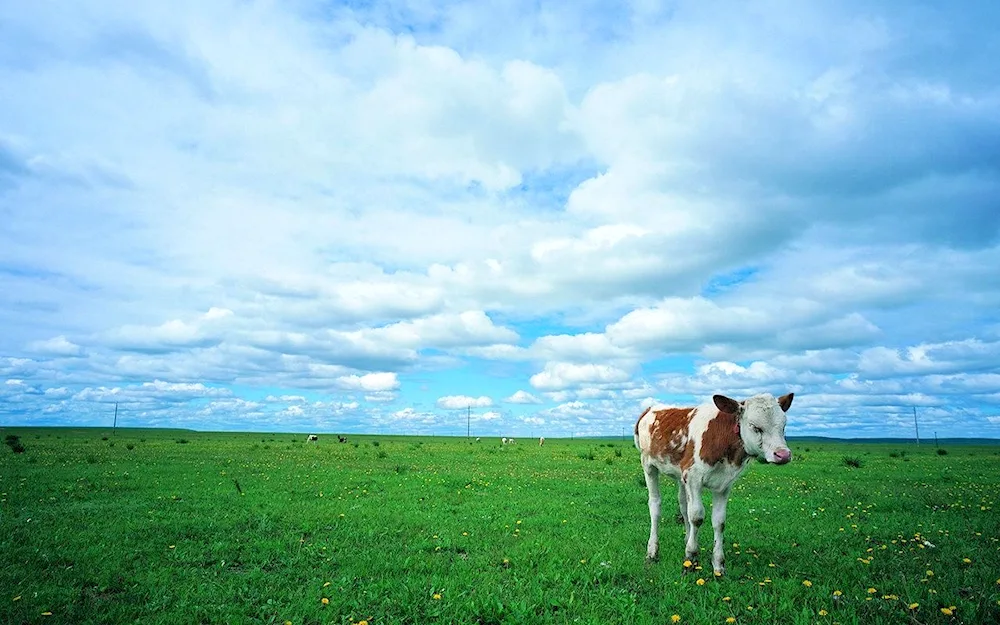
[113,402,118,436]
[934,431,939,447]
[913,406,920,445]
[467,404,471,438]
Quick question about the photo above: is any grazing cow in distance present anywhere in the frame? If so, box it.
[337,435,347,443]
[475,437,481,442]
[539,436,545,446]
[501,437,508,445]
[306,434,318,443]
[634,392,794,576]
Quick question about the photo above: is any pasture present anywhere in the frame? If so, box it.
[2,428,999,624]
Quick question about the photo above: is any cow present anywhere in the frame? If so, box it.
[501,437,508,445]
[634,392,794,577]
[539,436,545,446]
[337,435,347,443]
[306,434,318,443]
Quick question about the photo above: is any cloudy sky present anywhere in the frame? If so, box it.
[2,0,999,438]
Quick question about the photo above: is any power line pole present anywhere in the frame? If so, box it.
[467,404,471,438]
[113,402,118,435]
[913,406,920,445]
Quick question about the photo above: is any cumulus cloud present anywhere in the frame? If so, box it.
[334,372,400,392]
[1,0,999,437]
[505,390,542,404]
[437,395,493,410]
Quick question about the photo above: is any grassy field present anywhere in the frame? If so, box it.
[2,427,999,625]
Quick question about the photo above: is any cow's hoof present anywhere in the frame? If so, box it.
[713,568,725,578]
[645,554,658,566]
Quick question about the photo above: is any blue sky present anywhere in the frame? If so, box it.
[2,0,1000,438]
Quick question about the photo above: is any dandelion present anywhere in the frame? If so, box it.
[722,596,731,602]
[41,613,53,617]
[802,580,813,587]
[726,618,735,624]
[926,570,934,577]
[909,603,919,610]
[818,610,828,616]
[432,593,442,600]
[358,621,369,625]
[962,558,971,564]
[833,590,842,597]
[321,598,329,605]
[941,607,953,616]
[683,560,693,568]
[867,588,877,594]
[671,615,681,623]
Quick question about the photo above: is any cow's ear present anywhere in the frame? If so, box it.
[778,392,794,412]
[713,394,741,414]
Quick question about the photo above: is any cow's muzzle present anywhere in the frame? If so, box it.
[771,448,792,464]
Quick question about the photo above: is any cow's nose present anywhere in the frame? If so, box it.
[773,448,792,464]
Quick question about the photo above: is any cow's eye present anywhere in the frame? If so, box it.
[752,425,763,434]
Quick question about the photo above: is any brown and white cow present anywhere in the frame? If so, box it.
[634,392,794,576]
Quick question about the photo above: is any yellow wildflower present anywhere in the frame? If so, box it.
[696,578,706,586]
[683,560,693,568]
[671,616,681,623]
[962,558,970,563]
[818,610,828,616]
[726,618,735,624]
[802,580,812,587]
[432,593,442,600]
[908,603,919,610]
[867,588,877,594]
[941,607,953,616]
[833,590,842,597]
[722,596,731,602]
[926,570,934,577]
[321,598,329,605]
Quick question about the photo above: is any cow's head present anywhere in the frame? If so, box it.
[714,392,794,465]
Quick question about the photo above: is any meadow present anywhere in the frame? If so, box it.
[1,428,999,625]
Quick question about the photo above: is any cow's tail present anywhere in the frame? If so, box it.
[634,406,651,451]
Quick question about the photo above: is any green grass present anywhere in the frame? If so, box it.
[1,428,999,624]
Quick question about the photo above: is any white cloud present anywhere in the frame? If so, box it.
[437,395,493,410]
[529,362,632,391]
[505,390,542,404]
[27,336,84,357]
[335,372,400,392]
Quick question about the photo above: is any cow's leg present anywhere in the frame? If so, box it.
[710,488,730,576]
[683,479,705,569]
[643,462,661,562]
[676,481,688,526]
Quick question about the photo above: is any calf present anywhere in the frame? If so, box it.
[306,434,318,443]
[634,392,794,576]
[539,436,545,446]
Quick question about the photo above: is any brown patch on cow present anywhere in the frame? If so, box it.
[643,408,697,471]
[699,408,748,466]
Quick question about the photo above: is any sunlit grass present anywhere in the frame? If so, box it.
[1,428,998,624]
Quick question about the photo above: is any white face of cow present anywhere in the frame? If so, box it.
[715,392,794,464]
